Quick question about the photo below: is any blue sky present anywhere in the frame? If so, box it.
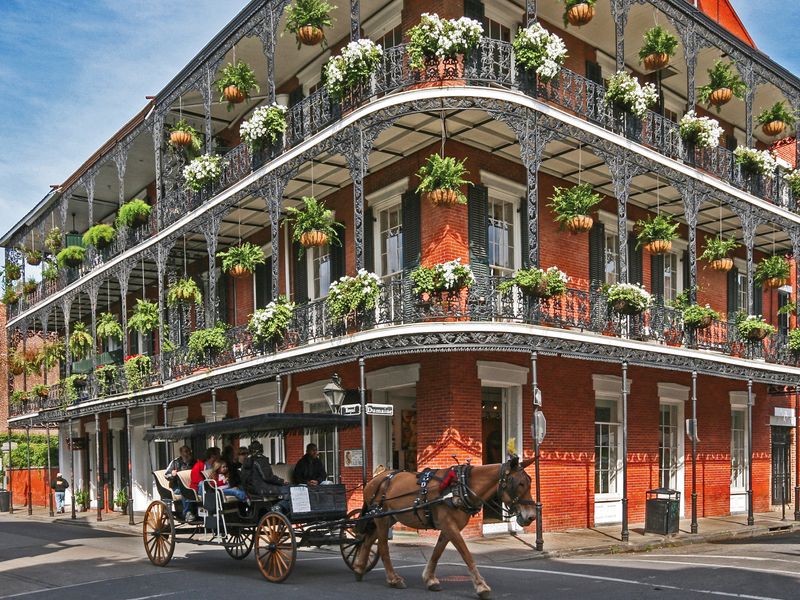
[0,1,798,237]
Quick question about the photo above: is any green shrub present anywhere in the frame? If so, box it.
[116,199,152,228]
[82,224,116,248]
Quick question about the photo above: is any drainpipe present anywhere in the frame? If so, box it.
[126,407,135,526]
[746,379,754,526]
[95,413,102,522]
[621,361,629,542]
[691,371,698,534]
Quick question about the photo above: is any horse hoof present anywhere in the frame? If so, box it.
[427,584,442,592]
[477,592,492,600]
[354,573,364,582]
[390,580,407,589]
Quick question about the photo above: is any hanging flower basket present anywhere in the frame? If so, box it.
[566,215,593,234]
[746,327,769,341]
[229,265,251,279]
[566,3,595,27]
[708,87,732,107]
[170,130,193,146]
[761,121,786,137]
[223,85,246,104]
[605,283,652,316]
[425,189,462,207]
[643,239,673,255]
[709,258,734,272]
[695,315,714,330]
[763,277,788,289]
[611,299,644,316]
[299,230,329,248]
[297,25,325,46]
[642,53,670,71]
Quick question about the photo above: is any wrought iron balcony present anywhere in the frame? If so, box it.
[10,274,796,418]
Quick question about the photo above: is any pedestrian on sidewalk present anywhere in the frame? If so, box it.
[51,473,69,514]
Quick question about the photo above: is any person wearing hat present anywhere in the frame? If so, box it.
[51,473,69,514]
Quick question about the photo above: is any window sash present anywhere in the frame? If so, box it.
[731,409,747,490]
[659,404,679,490]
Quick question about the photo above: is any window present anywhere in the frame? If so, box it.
[595,399,620,495]
[306,402,335,481]
[663,252,680,302]
[736,271,748,313]
[488,197,516,275]
[484,18,511,42]
[376,24,402,49]
[659,404,679,489]
[378,204,403,279]
[731,409,747,490]
[604,232,620,284]
[308,245,332,299]
[778,290,791,336]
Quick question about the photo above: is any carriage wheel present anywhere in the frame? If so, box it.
[255,512,297,583]
[224,528,255,560]
[143,500,176,567]
[340,509,380,573]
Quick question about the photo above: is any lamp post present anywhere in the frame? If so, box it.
[323,374,346,483]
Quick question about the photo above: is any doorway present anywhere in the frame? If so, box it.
[371,387,416,473]
[771,427,791,506]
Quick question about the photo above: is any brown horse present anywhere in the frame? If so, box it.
[353,456,536,599]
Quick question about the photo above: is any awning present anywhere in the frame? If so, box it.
[143,412,360,442]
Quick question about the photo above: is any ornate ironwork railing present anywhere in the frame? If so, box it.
[11,274,796,418]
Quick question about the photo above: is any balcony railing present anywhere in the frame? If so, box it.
[10,274,796,418]
[13,38,798,316]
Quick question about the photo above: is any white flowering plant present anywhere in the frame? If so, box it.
[734,313,776,340]
[512,23,567,82]
[240,103,288,151]
[681,303,720,328]
[410,258,475,296]
[733,146,778,178]
[248,296,296,345]
[407,13,484,71]
[183,154,224,192]
[326,269,382,323]
[603,282,652,315]
[498,266,570,298]
[603,71,658,118]
[323,39,383,101]
[783,169,800,195]
[678,111,724,149]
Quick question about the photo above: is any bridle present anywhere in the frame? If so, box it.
[495,460,535,518]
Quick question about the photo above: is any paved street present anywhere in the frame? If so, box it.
[1,515,799,599]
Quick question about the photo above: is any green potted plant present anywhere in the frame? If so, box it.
[788,328,800,353]
[23,278,38,296]
[63,374,88,406]
[42,261,59,282]
[325,269,382,324]
[498,266,570,299]
[603,70,659,118]
[127,299,159,334]
[23,247,43,266]
[97,312,123,342]
[10,390,29,407]
[124,354,151,392]
[548,183,602,233]
[9,347,33,376]
[95,364,117,397]
[410,259,475,298]
[635,214,679,255]
[31,384,50,399]
[286,196,343,252]
[754,255,790,288]
[415,154,470,206]
[785,169,800,197]
[756,101,796,137]
[735,312,776,342]
[697,60,747,112]
[116,199,152,229]
[37,338,65,371]
[82,224,116,249]
[603,282,652,316]
[700,235,739,272]
[240,103,288,152]
[512,22,567,83]
[187,323,229,362]
[407,13,484,71]
[114,487,128,512]
[74,489,89,512]
[167,276,203,306]
[563,0,597,27]
[183,153,224,192]
[217,241,266,279]
[215,61,260,109]
[69,322,94,360]
[682,303,720,330]
[322,39,383,100]
[45,227,62,255]
[169,118,202,149]
[733,146,778,178]
[247,296,296,347]
[5,263,21,281]
[56,245,86,269]
[638,26,679,71]
[3,288,19,306]
[284,0,336,47]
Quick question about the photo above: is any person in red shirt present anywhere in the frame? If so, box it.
[191,447,221,492]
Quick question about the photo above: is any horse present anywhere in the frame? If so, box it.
[352,455,536,599]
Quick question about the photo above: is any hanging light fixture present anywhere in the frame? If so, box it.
[323,373,346,414]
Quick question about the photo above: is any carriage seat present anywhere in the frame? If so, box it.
[272,463,294,484]
[153,470,182,502]
[175,469,209,502]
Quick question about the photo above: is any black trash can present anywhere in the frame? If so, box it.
[0,490,10,513]
[644,488,680,535]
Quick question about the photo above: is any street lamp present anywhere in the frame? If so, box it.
[323,373,346,414]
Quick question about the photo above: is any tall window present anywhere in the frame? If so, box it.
[731,409,747,489]
[488,197,516,276]
[604,232,620,284]
[659,404,679,489]
[309,245,332,299]
[306,402,335,481]
[595,399,620,494]
[375,24,402,50]
[736,271,748,313]
[663,252,680,302]
[484,18,511,42]
[378,205,403,279]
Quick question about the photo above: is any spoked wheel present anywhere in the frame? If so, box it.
[341,508,379,573]
[224,528,255,560]
[143,500,176,567]
[255,511,297,583]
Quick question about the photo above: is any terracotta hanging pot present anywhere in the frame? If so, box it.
[36,388,50,399]
[746,328,769,341]
[223,85,246,104]
[643,239,673,255]
[761,121,786,137]
[170,130,193,146]
[643,53,670,72]
[425,189,461,207]
[521,281,552,299]
[299,230,329,248]
[763,277,788,288]
[693,315,714,330]
[709,257,734,272]
[566,4,595,27]
[229,265,252,279]
[611,299,643,316]
[566,215,594,234]
[296,25,324,46]
[709,87,733,107]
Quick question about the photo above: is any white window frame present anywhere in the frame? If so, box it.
[481,171,524,276]
[484,0,522,32]
[299,379,338,482]
[733,258,748,314]
[597,210,634,286]
[368,179,408,279]
[662,238,687,302]
[658,382,688,516]
[729,392,749,513]
[363,0,402,43]
[307,244,332,300]
[593,374,631,525]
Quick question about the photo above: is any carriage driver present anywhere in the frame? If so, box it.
[294,443,327,485]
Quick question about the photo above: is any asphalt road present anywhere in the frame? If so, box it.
[1,515,799,600]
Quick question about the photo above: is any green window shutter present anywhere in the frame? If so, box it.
[129,331,139,356]
[464,0,485,22]
[650,254,665,298]
[778,290,790,335]
[588,221,605,287]
[293,242,308,303]
[468,184,490,279]
[682,250,691,294]
[364,207,375,273]
[752,282,763,316]
[65,233,83,248]
[217,272,229,325]
[628,242,643,286]
[519,197,529,269]
[586,61,602,85]
[289,86,304,107]
[727,267,739,316]
[254,259,271,309]
[401,191,421,272]
[330,227,346,282]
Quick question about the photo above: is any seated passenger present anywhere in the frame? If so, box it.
[211,461,249,504]
[164,445,197,521]
[241,441,285,497]
[294,443,327,485]
[191,447,221,501]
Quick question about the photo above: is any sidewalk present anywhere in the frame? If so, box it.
[5,504,799,563]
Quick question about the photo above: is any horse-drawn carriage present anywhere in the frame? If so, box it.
[142,413,379,582]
